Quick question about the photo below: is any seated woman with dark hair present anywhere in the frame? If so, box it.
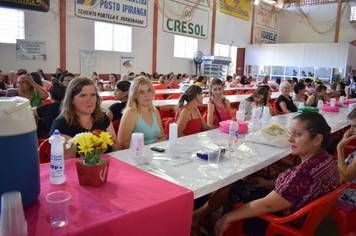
[306,85,330,107]
[238,87,268,115]
[176,85,209,137]
[18,72,49,107]
[194,76,205,86]
[168,75,180,89]
[276,82,297,113]
[49,77,120,159]
[335,108,356,211]
[105,73,118,91]
[106,81,131,122]
[33,79,66,136]
[292,82,307,107]
[192,112,340,236]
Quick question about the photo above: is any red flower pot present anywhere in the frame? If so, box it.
[75,158,110,187]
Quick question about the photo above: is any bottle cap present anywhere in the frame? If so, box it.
[232,118,237,121]
[53,129,60,135]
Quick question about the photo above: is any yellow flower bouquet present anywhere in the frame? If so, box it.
[67,130,114,165]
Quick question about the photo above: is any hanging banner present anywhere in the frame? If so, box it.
[75,0,148,28]
[219,0,250,21]
[0,0,49,12]
[256,1,279,30]
[254,26,277,44]
[120,55,136,74]
[162,0,209,39]
[80,50,99,78]
[184,0,209,8]
[16,40,47,61]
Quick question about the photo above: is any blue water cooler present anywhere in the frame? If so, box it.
[0,97,40,208]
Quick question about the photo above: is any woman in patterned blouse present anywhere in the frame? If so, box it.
[192,112,340,236]
[334,108,356,211]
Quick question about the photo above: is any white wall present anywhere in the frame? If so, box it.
[0,2,60,74]
[0,0,254,75]
[246,43,349,68]
[215,7,252,47]
[278,2,356,44]
[65,0,154,75]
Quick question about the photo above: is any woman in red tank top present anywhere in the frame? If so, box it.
[175,85,209,137]
[207,78,233,128]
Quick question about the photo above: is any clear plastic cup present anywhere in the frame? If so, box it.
[0,191,28,236]
[236,110,245,121]
[46,191,71,228]
[208,150,220,167]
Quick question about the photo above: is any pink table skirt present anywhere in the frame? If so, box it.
[25,155,194,236]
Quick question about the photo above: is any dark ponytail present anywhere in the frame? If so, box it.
[176,85,202,110]
[50,79,66,102]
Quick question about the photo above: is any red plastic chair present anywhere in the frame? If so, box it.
[38,139,51,164]
[38,138,45,147]
[102,96,116,101]
[159,109,175,127]
[234,91,245,95]
[164,118,175,139]
[272,89,279,92]
[273,101,285,115]
[328,183,356,236]
[246,90,255,94]
[154,94,165,100]
[203,113,208,123]
[225,183,350,236]
[43,99,51,105]
[112,119,121,133]
[167,93,181,100]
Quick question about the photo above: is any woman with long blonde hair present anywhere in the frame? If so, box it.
[118,76,166,149]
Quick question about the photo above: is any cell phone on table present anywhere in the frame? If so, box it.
[150,146,165,152]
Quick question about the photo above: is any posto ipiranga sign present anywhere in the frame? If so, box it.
[75,0,148,28]
[163,0,209,39]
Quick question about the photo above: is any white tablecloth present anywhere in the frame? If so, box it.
[108,106,352,198]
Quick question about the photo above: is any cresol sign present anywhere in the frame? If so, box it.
[163,0,209,39]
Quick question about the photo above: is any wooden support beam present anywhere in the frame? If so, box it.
[152,0,158,73]
[334,0,342,43]
[211,0,217,55]
[59,0,66,71]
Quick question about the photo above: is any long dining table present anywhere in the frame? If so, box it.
[24,155,194,236]
[99,86,257,97]
[101,92,285,112]
[107,106,352,199]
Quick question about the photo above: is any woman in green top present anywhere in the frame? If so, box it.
[18,72,49,107]
[118,76,166,149]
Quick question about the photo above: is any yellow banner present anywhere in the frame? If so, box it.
[219,0,250,21]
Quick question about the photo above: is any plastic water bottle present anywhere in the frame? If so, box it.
[228,118,239,152]
[49,130,66,184]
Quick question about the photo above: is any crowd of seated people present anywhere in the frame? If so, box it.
[3,68,356,236]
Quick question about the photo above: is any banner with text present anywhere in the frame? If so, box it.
[0,0,49,12]
[184,0,209,8]
[254,26,277,44]
[256,2,279,30]
[75,0,148,28]
[16,40,46,61]
[219,0,250,21]
[120,55,136,74]
[80,50,99,78]
[162,0,209,39]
